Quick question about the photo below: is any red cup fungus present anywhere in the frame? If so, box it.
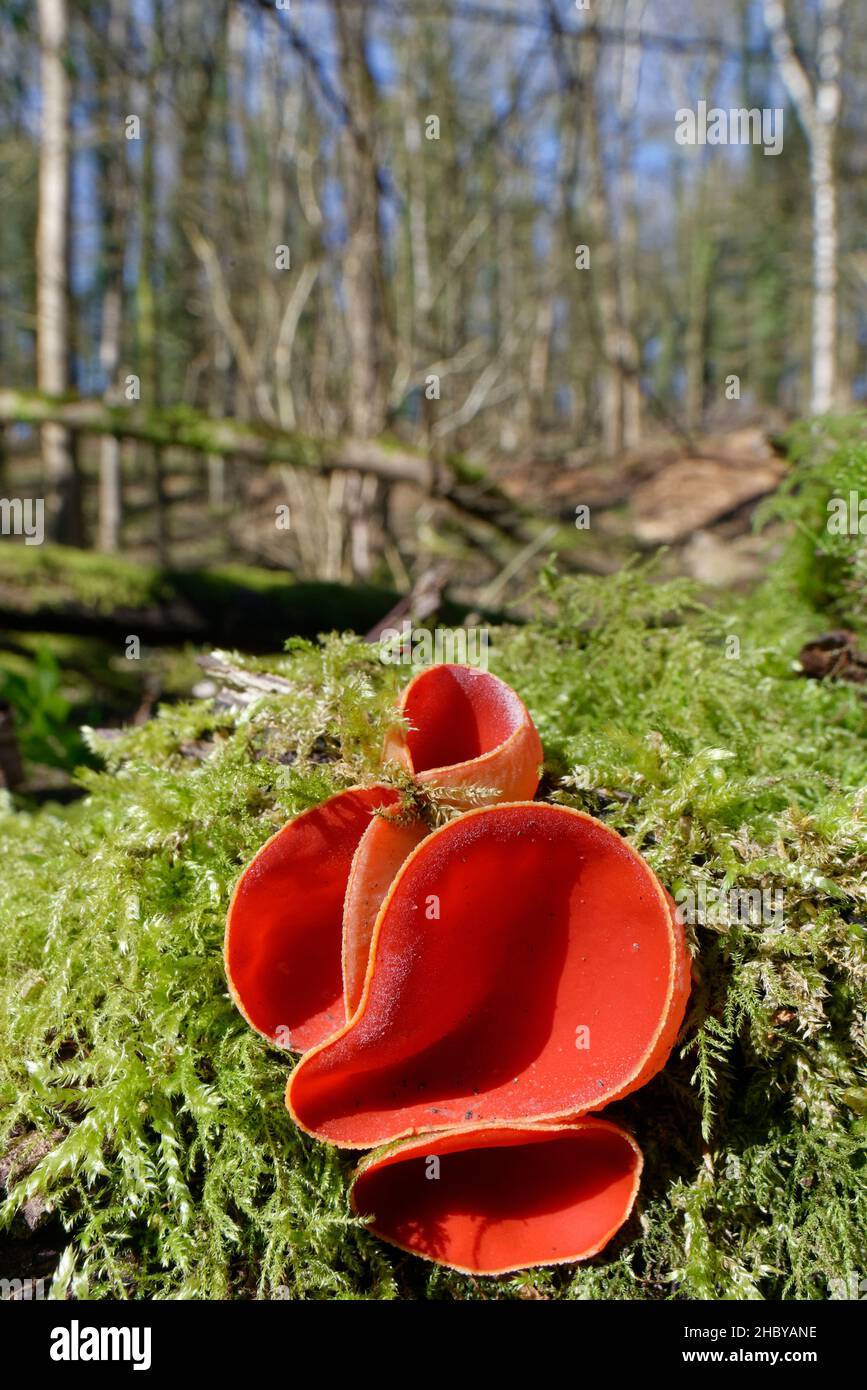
[225,664,691,1274]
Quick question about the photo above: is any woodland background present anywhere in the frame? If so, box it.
[0,3,865,768]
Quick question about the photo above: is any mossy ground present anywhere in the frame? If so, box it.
[0,426,865,1301]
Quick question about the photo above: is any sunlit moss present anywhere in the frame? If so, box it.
[1,460,866,1300]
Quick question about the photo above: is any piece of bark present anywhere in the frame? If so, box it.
[631,455,785,544]
[799,631,867,684]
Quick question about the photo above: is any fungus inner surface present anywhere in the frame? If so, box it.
[290,804,676,1144]
[226,785,398,1050]
[401,666,525,772]
[352,1122,640,1274]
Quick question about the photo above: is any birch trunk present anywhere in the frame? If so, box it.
[37,0,78,542]
[810,120,838,415]
[582,24,625,456]
[764,0,843,415]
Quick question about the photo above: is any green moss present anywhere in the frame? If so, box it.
[0,442,866,1301]
[0,545,174,614]
[756,414,867,637]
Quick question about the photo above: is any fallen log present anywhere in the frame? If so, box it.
[0,389,547,550]
[0,388,433,488]
[0,545,490,652]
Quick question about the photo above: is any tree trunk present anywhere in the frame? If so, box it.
[763,0,843,415]
[97,0,128,553]
[684,186,714,433]
[137,0,168,560]
[616,0,646,449]
[37,0,79,543]
[582,25,625,457]
[332,0,390,576]
[97,317,123,553]
[332,0,389,440]
[810,122,837,414]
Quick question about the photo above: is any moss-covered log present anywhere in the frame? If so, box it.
[0,388,545,546]
[0,545,483,650]
[0,388,433,487]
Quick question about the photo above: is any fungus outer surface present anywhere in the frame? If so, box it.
[383,664,543,805]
